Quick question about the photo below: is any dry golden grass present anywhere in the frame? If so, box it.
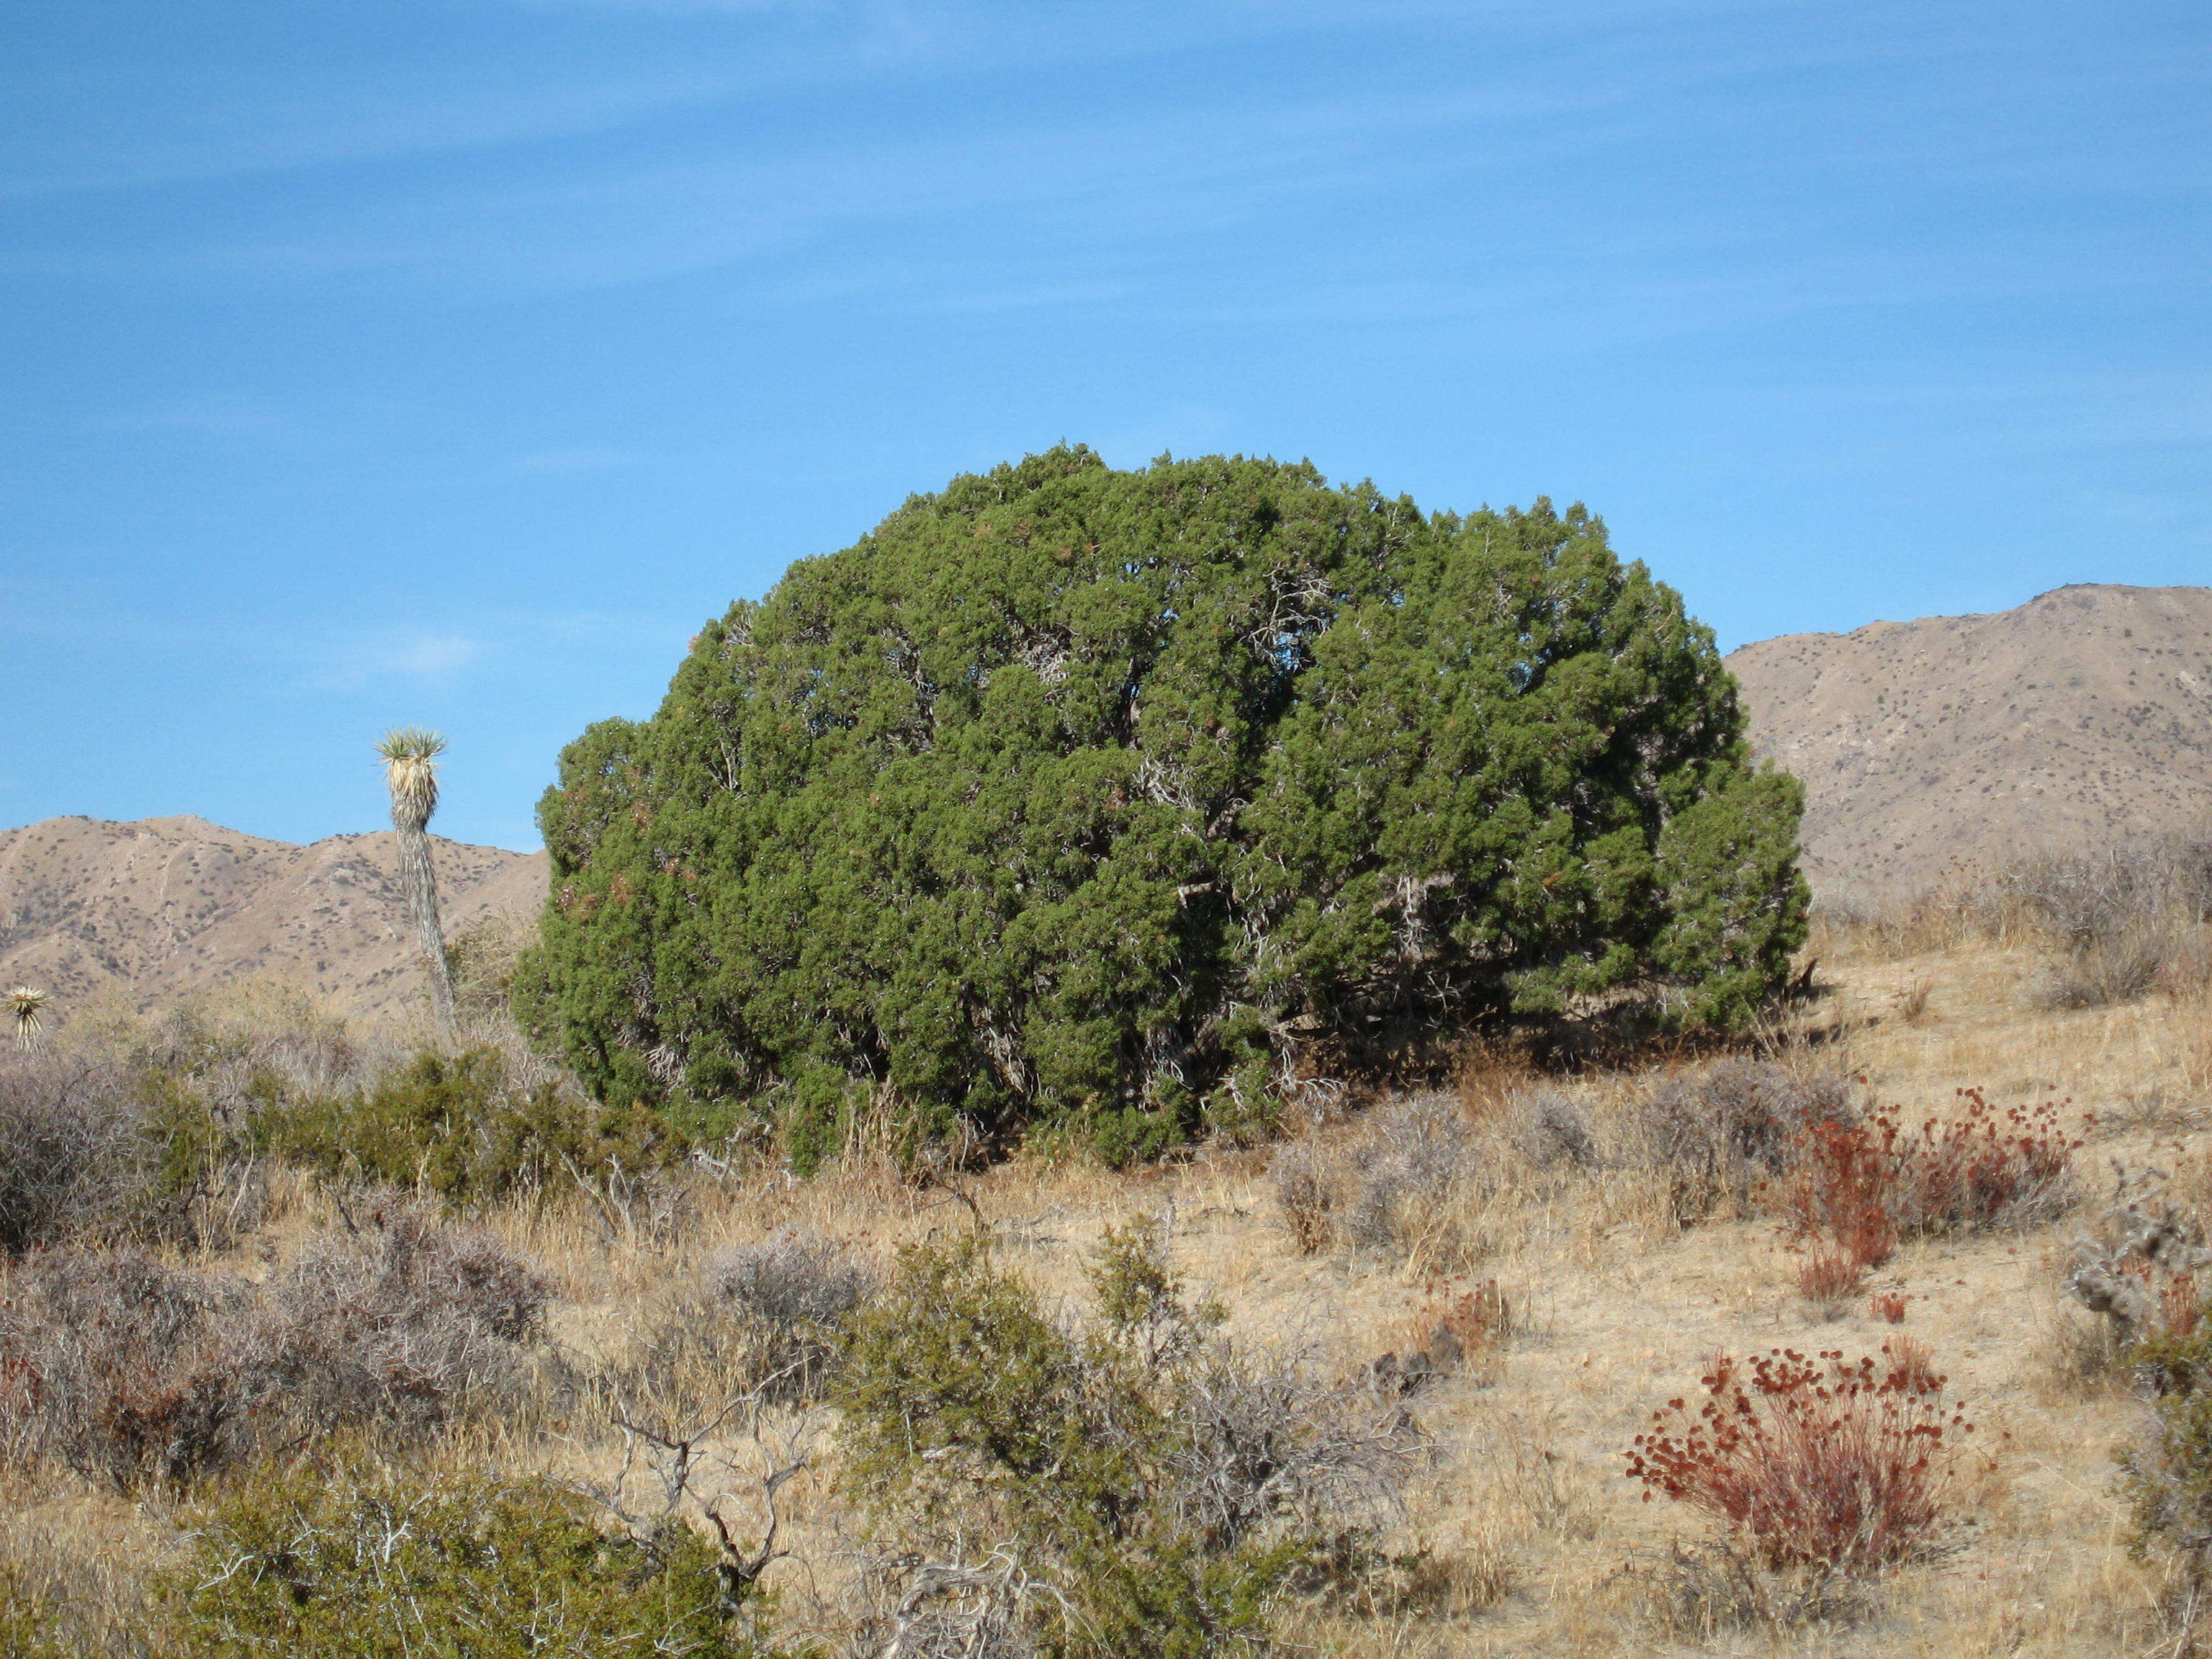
[7,932,2211,1655]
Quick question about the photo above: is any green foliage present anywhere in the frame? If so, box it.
[521,448,1807,1160]
[161,1452,768,1658]
[0,1569,70,1659]
[259,1049,675,1207]
[2120,1327,2212,1574]
[832,1234,1411,1658]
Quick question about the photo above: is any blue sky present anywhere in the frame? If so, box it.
[1,0,2204,851]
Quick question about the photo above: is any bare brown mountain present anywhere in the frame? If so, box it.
[1727,583,2212,905]
[0,815,547,1023]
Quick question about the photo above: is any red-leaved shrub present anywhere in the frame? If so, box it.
[1627,1345,1971,1574]
[1780,1090,2081,1274]
[1796,1251,1869,1305]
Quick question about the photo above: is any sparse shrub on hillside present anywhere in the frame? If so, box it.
[834,1233,1419,1658]
[0,1202,547,1491]
[2008,840,2212,1010]
[598,1228,876,1426]
[1627,1344,1972,1581]
[161,1449,765,1658]
[2031,933,2172,1010]
[521,449,1808,1166]
[707,1228,877,1401]
[2005,840,2212,954]
[1636,1061,1856,1225]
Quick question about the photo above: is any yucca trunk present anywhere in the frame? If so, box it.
[395,823,457,1033]
[377,728,458,1037]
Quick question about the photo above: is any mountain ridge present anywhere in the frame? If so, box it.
[1724,582,2212,904]
[0,813,547,1022]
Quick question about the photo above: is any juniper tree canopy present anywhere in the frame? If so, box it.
[517,448,1805,1164]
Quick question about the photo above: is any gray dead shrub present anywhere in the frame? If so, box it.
[0,1202,548,1491]
[1511,1089,1597,1172]
[261,1196,550,1437]
[0,1058,150,1255]
[2008,840,2212,1010]
[1343,1095,1485,1269]
[1267,1143,1338,1254]
[707,1226,877,1400]
[2029,930,2171,1011]
[608,1227,878,1418]
[1635,1061,1856,1224]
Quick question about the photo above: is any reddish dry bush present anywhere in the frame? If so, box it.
[1780,1090,2082,1274]
[0,1251,254,1490]
[1627,1345,1971,1574]
[1795,1251,1869,1305]
[1894,1089,2082,1232]
[1782,1119,1898,1274]
[1869,1292,1910,1325]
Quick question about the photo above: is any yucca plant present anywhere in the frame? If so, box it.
[7,987,48,1051]
[377,727,457,1035]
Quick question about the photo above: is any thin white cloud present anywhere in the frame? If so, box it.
[310,633,485,691]
[385,636,482,677]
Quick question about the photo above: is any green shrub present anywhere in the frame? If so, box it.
[833,1230,1416,1657]
[161,1452,770,1658]
[0,1566,73,1659]
[263,1049,675,1207]
[2121,1327,2212,1585]
[519,448,1807,1164]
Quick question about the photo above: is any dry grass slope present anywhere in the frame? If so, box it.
[0,912,2205,1656]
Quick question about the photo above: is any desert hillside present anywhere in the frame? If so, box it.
[1727,583,2212,904]
[0,814,547,1021]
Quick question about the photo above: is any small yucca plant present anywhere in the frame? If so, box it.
[375,725,447,835]
[7,987,47,1051]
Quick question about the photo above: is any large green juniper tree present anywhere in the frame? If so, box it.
[518,449,1805,1164]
